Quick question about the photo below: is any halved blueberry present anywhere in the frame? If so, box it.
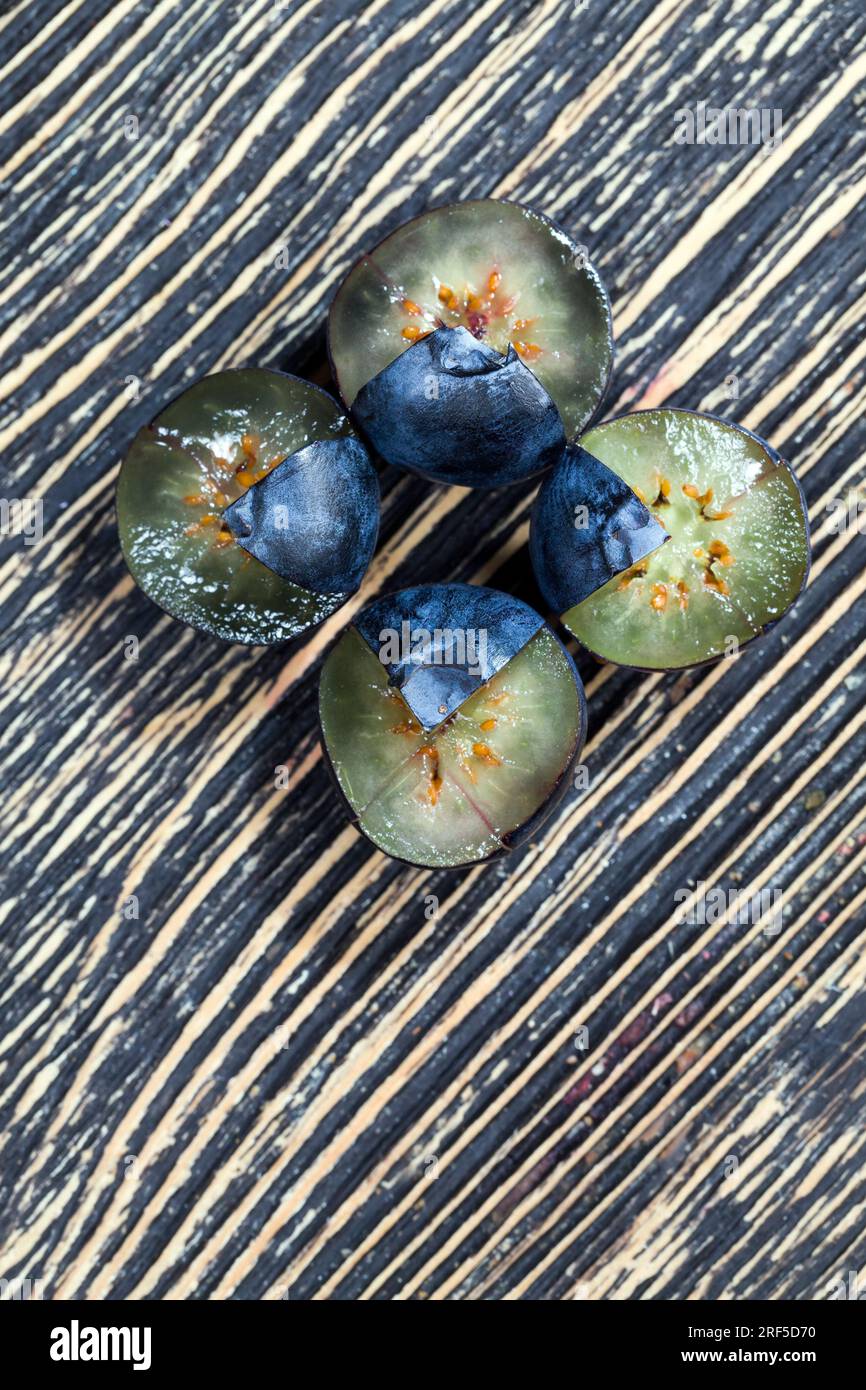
[530,444,670,613]
[328,198,613,486]
[319,583,586,867]
[556,409,811,670]
[117,369,379,644]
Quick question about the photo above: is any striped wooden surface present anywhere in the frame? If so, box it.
[1,0,865,1302]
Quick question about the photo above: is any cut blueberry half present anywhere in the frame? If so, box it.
[554,409,810,670]
[319,584,586,867]
[328,198,613,486]
[530,443,670,612]
[117,369,379,644]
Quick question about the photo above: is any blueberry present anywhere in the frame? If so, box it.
[530,443,669,613]
[319,583,586,868]
[554,409,811,670]
[328,198,614,487]
[350,325,566,487]
[117,369,379,644]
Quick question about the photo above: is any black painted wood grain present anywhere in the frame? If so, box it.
[1,0,865,1301]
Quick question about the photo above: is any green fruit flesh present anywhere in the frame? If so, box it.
[318,626,426,811]
[117,369,354,643]
[328,199,612,438]
[358,765,503,869]
[562,411,810,669]
[436,629,582,837]
[320,627,583,867]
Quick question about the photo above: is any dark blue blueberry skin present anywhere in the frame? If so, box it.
[529,443,669,613]
[350,326,567,489]
[222,436,379,595]
[353,582,545,729]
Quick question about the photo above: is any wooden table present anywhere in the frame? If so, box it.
[2,0,865,1301]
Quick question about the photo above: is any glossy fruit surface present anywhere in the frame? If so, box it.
[221,436,378,594]
[328,199,613,481]
[530,443,669,612]
[319,584,586,867]
[350,325,565,487]
[117,369,378,644]
[560,410,810,670]
[352,582,546,726]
